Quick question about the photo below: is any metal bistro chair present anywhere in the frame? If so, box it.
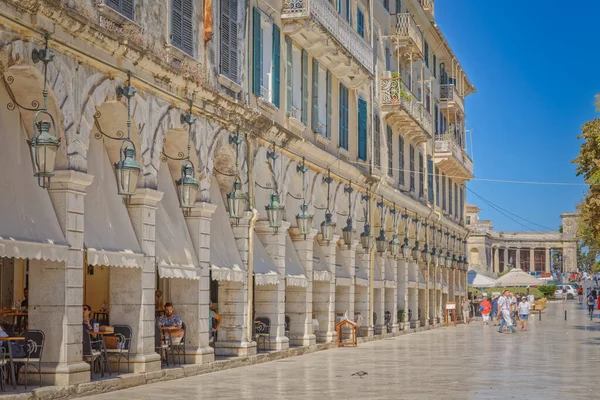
[284,315,291,339]
[253,317,271,352]
[0,343,7,392]
[154,322,170,367]
[13,330,44,389]
[169,322,186,365]
[83,331,107,379]
[384,311,392,333]
[106,325,132,374]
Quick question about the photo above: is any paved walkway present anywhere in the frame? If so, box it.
[87,302,599,400]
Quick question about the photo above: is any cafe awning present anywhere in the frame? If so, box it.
[84,138,144,268]
[156,166,200,280]
[285,233,307,287]
[355,253,369,287]
[209,181,246,283]
[0,110,69,262]
[313,243,333,282]
[335,246,352,287]
[254,233,280,285]
[384,256,396,288]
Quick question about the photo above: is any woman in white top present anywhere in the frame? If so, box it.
[518,297,531,331]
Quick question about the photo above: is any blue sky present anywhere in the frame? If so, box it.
[435,0,596,232]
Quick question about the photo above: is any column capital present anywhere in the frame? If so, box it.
[289,227,318,242]
[186,201,217,219]
[48,170,94,193]
[255,220,291,235]
[128,188,164,207]
[234,210,259,227]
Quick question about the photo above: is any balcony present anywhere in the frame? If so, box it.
[281,0,373,89]
[380,76,433,141]
[434,135,473,181]
[393,13,423,60]
[439,84,465,119]
[419,0,435,20]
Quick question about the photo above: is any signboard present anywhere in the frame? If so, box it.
[445,302,457,327]
[445,302,456,310]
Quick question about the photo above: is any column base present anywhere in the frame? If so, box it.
[184,345,215,364]
[40,361,90,386]
[215,340,257,357]
[272,335,290,350]
[390,323,399,333]
[316,330,336,343]
[130,353,162,373]
[358,326,373,337]
[409,319,419,329]
[374,324,386,335]
[289,333,316,347]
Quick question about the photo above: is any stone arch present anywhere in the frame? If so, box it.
[282,159,315,228]
[470,248,480,266]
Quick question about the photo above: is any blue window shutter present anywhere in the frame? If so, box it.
[374,115,380,168]
[449,179,453,215]
[395,0,401,13]
[171,0,183,49]
[409,144,415,191]
[435,167,439,207]
[433,54,437,78]
[181,0,194,55]
[427,157,434,203]
[454,182,458,217]
[357,8,364,37]
[285,36,293,115]
[219,0,230,78]
[398,136,405,186]
[424,40,429,69]
[442,174,446,211]
[357,98,367,160]
[339,83,348,150]
[418,152,424,198]
[312,59,319,132]
[252,7,261,96]
[326,70,332,138]
[301,49,308,124]
[272,25,281,108]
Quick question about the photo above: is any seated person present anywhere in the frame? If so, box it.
[82,304,97,333]
[20,288,28,309]
[209,302,222,342]
[155,289,164,314]
[158,302,184,343]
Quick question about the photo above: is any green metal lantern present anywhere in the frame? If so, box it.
[28,119,60,189]
[266,192,284,233]
[342,217,354,248]
[227,179,247,222]
[361,224,373,250]
[296,204,313,237]
[115,142,141,197]
[176,162,200,211]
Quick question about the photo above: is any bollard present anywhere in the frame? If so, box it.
[565,310,567,320]
[539,311,541,321]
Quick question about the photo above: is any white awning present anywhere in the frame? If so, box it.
[285,233,307,287]
[313,243,333,282]
[0,102,69,262]
[355,253,369,283]
[85,139,143,268]
[156,166,200,279]
[254,233,280,285]
[210,181,246,283]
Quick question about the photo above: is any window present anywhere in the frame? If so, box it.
[385,47,391,71]
[291,46,302,118]
[387,126,393,177]
[106,0,134,20]
[358,98,368,160]
[395,0,402,13]
[339,83,349,150]
[434,104,439,136]
[460,185,464,222]
[326,71,332,138]
[409,144,415,192]
[448,179,453,215]
[383,0,390,12]
[221,0,239,82]
[454,182,458,217]
[433,54,437,78]
[260,16,273,100]
[338,0,351,22]
[418,152,424,198]
[425,89,431,113]
[171,0,194,55]
[399,136,405,186]
[427,156,434,203]
[312,61,328,135]
[466,216,471,225]
[374,115,381,169]
[435,166,439,206]
[357,7,365,38]
[253,8,279,105]
[424,40,429,69]
[442,173,446,210]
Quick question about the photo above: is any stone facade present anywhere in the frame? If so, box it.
[466,204,578,275]
[0,0,474,388]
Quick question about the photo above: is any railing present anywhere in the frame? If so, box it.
[380,77,433,136]
[439,84,465,112]
[395,13,423,54]
[434,135,473,175]
[282,0,373,74]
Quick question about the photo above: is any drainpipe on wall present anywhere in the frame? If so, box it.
[246,134,258,343]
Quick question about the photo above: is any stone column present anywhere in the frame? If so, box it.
[397,258,409,328]
[228,211,257,357]
[503,247,508,271]
[290,228,317,346]
[170,202,217,364]
[255,220,290,350]
[123,188,164,372]
[515,247,521,270]
[339,240,357,323]
[529,248,535,272]
[388,257,399,332]
[563,244,577,273]
[37,171,93,385]
[408,258,419,328]
[354,250,372,337]
[313,234,338,343]
[373,253,386,335]
[545,248,551,273]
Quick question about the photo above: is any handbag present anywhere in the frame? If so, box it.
[10,342,27,358]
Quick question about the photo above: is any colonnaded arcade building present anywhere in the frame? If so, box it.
[0,0,474,386]
[466,204,578,276]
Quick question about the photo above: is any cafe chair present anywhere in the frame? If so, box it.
[253,317,271,352]
[83,331,106,378]
[13,330,44,389]
[0,344,7,392]
[154,322,170,367]
[106,325,132,374]
[170,322,186,365]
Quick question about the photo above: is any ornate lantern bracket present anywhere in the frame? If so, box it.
[342,181,354,248]
[295,157,313,238]
[226,129,248,224]
[320,169,336,243]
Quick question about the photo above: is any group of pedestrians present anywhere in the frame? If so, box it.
[473,290,533,334]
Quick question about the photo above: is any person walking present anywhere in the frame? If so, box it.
[588,293,596,318]
[498,290,516,334]
[491,294,499,326]
[578,286,584,304]
[518,297,530,331]
[480,295,491,325]
[462,298,471,325]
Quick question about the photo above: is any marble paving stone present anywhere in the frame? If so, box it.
[85,302,599,400]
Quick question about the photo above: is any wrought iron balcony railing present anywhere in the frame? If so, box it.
[434,135,473,175]
[380,77,433,136]
[282,0,373,74]
[439,84,465,113]
[395,13,423,55]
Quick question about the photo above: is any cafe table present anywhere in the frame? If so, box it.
[0,337,25,390]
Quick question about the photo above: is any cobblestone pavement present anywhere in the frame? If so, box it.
[86,302,599,400]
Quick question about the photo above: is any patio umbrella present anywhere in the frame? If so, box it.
[495,268,544,287]
[469,272,498,288]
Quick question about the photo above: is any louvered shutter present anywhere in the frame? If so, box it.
[229,1,238,81]
[339,84,348,150]
[311,59,319,132]
[220,0,231,78]
[374,115,380,168]
[181,0,194,55]
[326,70,332,138]
[272,25,281,108]
[122,0,134,20]
[286,36,293,115]
[442,174,446,210]
[433,54,437,78]
[435,167,439,207]
[106,0,120,10]
[171,0,183,49]
[399,136,405,186]
[387,125,393,176]
[301,49,308,124]
[357,8,364,37]
[357,98,367,160]
[409,145,415,191]
[418,152,424,197]
[252,7,261,96]
[448,180,453,215]
[454,183,458,217]
[395,0,401,13]
[427,157,434,203]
